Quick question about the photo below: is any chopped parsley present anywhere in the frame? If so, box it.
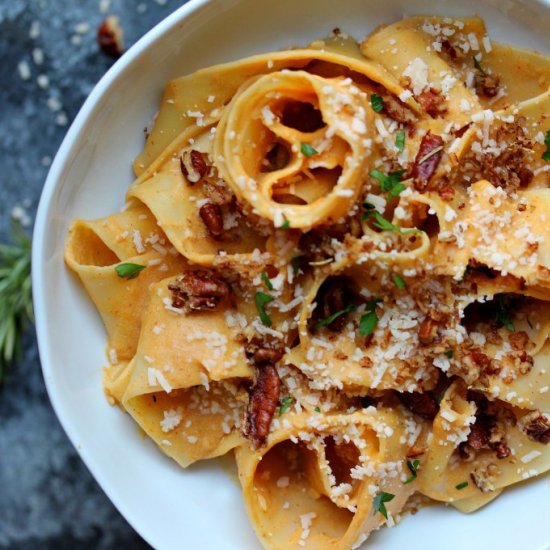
[261,270,274,290]
[455,481,469,490]
[395,130,406,152]
[527,317,534,330]
[444,349,454,359]
[372,491,395,519]
[473,55,486,76]
[313,303,355,329]
[279,396,294,415]
[494,294,515,331]
[358,298,382,337]
[404,459,420,484]
[543,130,550,161]
[300,142,318,157]
[370,93,384,113]
[370,169,406,199]
[392,274,406,290]
[281,217,291,229]
[114,263,146,280]
[255,291,274,327]
[314,406,321,412]
[290,255,302,275]
[363,207,418,235]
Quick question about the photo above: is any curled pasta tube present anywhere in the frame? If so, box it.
[64,205,187,361]
[215,70,373,229]
[419,381,550,503]
[235,409,419,550]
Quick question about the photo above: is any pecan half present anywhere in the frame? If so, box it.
[168,270,229,312]
[398,391,439,419]
[418,316,438,344]
[180,150,208,184]
[199,203,224,238]
[245,340,283,364]
[412,132,444,190]
[97,16,124,57]
[519,411,550,444]
[245,365,281,447]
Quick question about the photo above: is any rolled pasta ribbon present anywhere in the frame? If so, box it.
[235,408,424,550]
[215,70,374,229]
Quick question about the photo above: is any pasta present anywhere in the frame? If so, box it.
[65,15,550,549]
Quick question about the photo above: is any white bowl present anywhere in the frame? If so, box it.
[33,0,550,548]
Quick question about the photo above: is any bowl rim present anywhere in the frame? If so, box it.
[32,0,550,548]
[32,0,211,546]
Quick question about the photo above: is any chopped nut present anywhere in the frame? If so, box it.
[474,73,501,98]
[416,88,447,118]
[382,94,416,124]
[97,16,124,57]
[418,316,438,344]
[180,150,208,184]
[519,411,550,444]
[508,331,530,351]
[199,203,224,238]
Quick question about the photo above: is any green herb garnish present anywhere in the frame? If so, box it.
[261,270,274,290]
[455,481,469,490]
[370,169,406,199]
[279,396,294,415]
[115,262,146,280]
[314,406,321,412]
[527,317,534,330]
[313,303,355,329]
[404,459,420,484]
[300,143,318,157]
[281,217,291,229]
[363,208,418,235]
[473,56,486,76]
[255,291,274,326]
[392,274,406,290]
[444,349,454,359]
[373,491,395,519]
[371,93,384,113]
[543,130,550,161]
[494,294,515,331]
[290,255,302,275]
[358,298,382,337]
[0,226,33,383]
[395,130,406,152]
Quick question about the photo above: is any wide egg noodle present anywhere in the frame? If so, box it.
[120,275,254,467]
[65,205,187,361]
[64,14,550,550]
[419,382,550,503]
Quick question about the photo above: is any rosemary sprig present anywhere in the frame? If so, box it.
[0,226,33,383]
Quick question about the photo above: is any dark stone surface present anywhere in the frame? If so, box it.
[0,1,187,547]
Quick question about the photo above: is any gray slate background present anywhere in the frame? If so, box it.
[0,1,188,547]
